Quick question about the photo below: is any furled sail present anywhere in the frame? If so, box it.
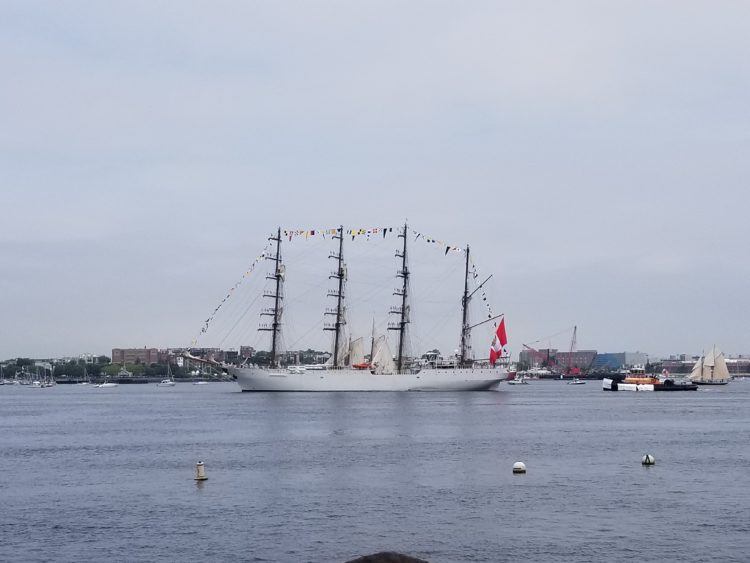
[349,337,365,366]
[371,335,396,374]
[324,329,350,367]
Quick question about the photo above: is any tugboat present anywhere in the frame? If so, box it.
[603,366,697,392]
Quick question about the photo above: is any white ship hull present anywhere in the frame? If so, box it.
[230,366,506,392]
[603,378,654,391]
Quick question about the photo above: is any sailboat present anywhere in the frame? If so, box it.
[689,346,731,385]
[228,224,507,391]
[157,362,176,387]
[77,366,92,385]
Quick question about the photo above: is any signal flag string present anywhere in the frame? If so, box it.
[190,240,272,346]
[190,225,496,348]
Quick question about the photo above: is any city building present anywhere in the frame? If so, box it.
[111,348,160,365]
[554,350,598,370]
[519,348,558,367]
[591,352,648,370]
[518,348,597,370]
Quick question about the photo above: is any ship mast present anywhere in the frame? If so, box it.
[259,227,284,368]
[324,226,346,368]
[389,222,410,373]
[369,317,376,365]
[459,244,472,367]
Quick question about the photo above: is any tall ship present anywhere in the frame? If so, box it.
[689,346,731,385]
[229,224,508,391]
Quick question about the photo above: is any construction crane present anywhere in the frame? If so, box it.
[566,325,581,376]
[522,325,580,376]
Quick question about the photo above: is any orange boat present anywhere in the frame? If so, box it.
[622,375,660,385]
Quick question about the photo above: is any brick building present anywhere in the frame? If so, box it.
[111,348,160,365]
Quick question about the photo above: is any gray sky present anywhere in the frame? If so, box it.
[2,1,749,361]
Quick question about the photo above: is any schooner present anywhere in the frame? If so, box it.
[689,346,731,385]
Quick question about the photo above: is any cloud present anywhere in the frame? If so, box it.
[1,1,748,358]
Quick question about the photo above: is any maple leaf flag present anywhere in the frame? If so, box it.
[489,317,508,366]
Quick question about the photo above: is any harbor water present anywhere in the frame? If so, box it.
[1,381,749,562]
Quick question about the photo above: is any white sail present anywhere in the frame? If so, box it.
[710,346,730,382]
[371,335,396,374]
[349,337,365,366]
[690,346,731,383]
[689,356,704,382]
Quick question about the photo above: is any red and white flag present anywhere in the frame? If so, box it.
[489,318,508,366]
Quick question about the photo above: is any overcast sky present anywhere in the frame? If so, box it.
[2,1,749,361]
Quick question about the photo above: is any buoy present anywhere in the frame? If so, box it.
[195,461,208,480]
[512,461,526,474]
[642,454,655,466]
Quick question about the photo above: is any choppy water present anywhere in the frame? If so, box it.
[1,381,749,562]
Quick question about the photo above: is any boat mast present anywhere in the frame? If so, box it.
[389,223,410,373]
[369,317,376,365]
[459,244,471,367]
[324,226,346,368]
[259,227,284,368]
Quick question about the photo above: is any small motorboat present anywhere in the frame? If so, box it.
[96,382,118,388]
[567,378,586,385]
[507,376,528,385]
[158,363,176,387]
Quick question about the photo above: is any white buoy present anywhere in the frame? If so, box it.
[642,454,655,466]
[195,461,208,480]
[512,461,526,474]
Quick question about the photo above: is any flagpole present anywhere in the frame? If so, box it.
[468,313,504,331]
